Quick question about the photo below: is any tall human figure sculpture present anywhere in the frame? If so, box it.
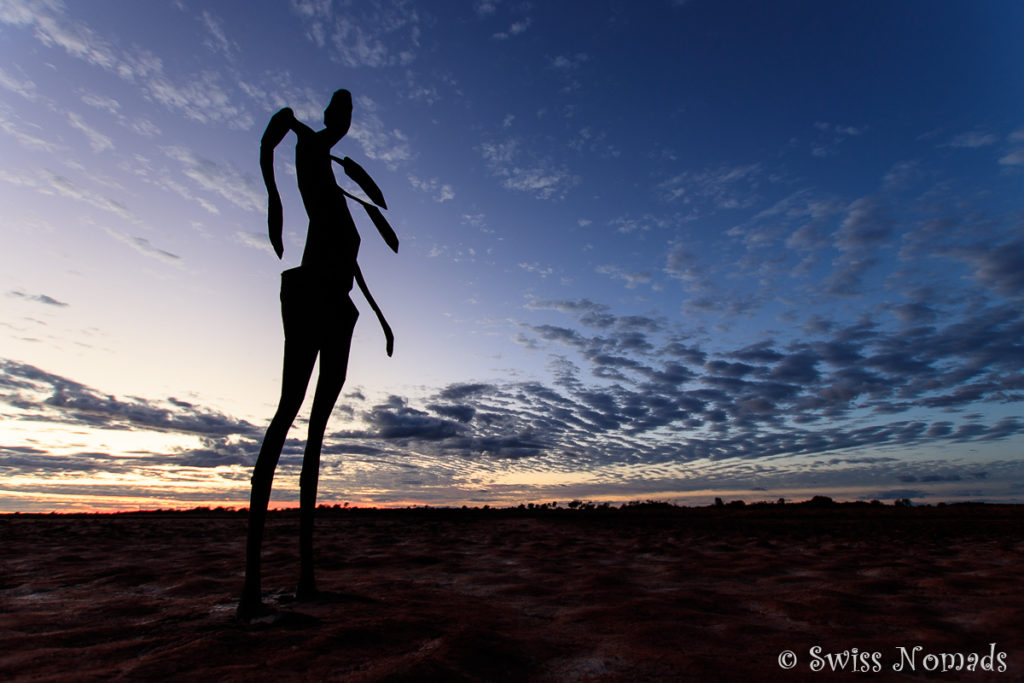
[238,89,399,621]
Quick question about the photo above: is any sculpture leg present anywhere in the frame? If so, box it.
[296,306,356,599]
[238,336,317,619]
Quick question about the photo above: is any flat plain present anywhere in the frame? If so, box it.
[2,503,1021,681]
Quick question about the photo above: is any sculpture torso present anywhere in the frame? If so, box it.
[293,124,360,289]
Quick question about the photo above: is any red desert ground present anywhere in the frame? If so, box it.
[1,500,1020,681]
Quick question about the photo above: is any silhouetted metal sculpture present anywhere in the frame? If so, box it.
[238,89,398,621]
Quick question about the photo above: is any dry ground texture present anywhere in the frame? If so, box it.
[2,503,1022,681]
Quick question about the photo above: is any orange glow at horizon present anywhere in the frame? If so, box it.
[6,482,1007,515]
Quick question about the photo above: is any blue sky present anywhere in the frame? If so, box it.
[1,0,1022,511]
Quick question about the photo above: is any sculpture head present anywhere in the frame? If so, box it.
[324,89,353,139]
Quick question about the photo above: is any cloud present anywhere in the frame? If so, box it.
[362,395,465,440]
[408,174,455,202]
[44,172,136,221]
[568,126,619,157]
[835,196,892,251]
[685,291,768,319]
[347,95,412,168]
[596,264,652,289]
[237,76,326,124]
[159,175,220,214]
[728,191,843,262]
[0,1,253,128]
[66,111,113,152]
[823,196,894,296]
[5,292,1023,505]
[730,340,784,363]
[0,104,62,152]
[292,0,420,67]
[163,145,264,213]
[235,230,274,254]
[143,68,253,128]
[946,240,1024,299]
[519,262,554,278]
[0,0,119,70]
[665,242,704,284]
[814,122,865,136]
[480,137,516,164]
[548,53,589,92]
[79,91,120,114]
[608,213,676,235]
[501,165,575,199]
[474,0,498,16]
[1,166,149,256]
[0,65,37,100]
[199,9,238,59]
[113,233,181,265]
[290,0,331,46]
[480,137,578,200]
[78,91,163,139]
[399,330,1019,463]
[8,290,69,307]
[332,17,400,66]
[998,149,1024,167]
[291,0,332,20]
[427,403,476,423]
[811,122,866,157]
[0,359,259,439]
[437,383,492,401]
[130,118,162,137]
[881,160,922,190]
[550,53,588,72]
[889,301,938,325]
[493,17,531,40]
[658,163,762,209]
[10,169,181,265]
[945,130,998,148]
[520,298,1024,445]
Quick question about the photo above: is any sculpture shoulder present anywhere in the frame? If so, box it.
[262,108,314,147]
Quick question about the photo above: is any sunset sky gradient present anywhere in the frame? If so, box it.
[2,0,1023,511]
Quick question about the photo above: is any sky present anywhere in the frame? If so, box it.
[1,0,1023,512]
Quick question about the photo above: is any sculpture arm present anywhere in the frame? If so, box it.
[260,107,296,259]
[330,155,387,209]
[354,264,394,357]
[330,155,399,253]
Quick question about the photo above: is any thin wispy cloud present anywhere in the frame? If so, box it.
[998,149,1024,166]
[480,137,578,200]
[811,121,866,157]
[108,232,182,266]
[44,172,136,221]
[0,105,62,152]
[945,130,998,149]
[66,111,113,152]
[347,95,413,169]
[658,163,762,209]
[79,92,120,115]
[0,1,254,128]
[493,17,531,40]
[408,174,455,202]
[8,290,69,307]
[163,146,264,213]
[0,65,38,100]
[290,0,421,68]
[596,264,652,290]
[199,9,238,60]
